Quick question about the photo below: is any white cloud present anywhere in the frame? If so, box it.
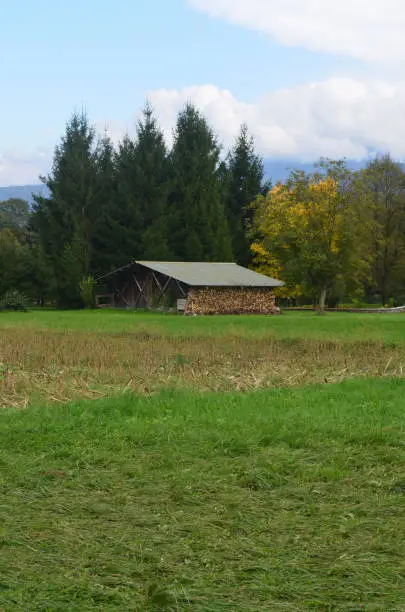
[149,78,405,160]
[0,149,50,187]
[94,120,129,147]
[5,75,405,185]
[187,0,405,63]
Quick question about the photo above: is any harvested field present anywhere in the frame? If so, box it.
[1,327,405,407]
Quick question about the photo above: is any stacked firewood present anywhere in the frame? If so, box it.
[185,287,281,315]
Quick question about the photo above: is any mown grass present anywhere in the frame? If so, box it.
[1,309,405,343]
[2,311,405,609]
[1,378,405,610]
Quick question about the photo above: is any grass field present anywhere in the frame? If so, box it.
[1,310,405,610]
[1,308,405,343]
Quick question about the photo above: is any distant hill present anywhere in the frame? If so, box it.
[0,184,49,205]
[0,159,384,205]
[264,159,366,183]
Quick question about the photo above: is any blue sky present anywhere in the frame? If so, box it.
[0,0,402,185]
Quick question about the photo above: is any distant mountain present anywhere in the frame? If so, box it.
[263,159,366,183]
[0,159,387,205]
[0,184,49,205]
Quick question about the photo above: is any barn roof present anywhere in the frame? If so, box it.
[136,261,284,288]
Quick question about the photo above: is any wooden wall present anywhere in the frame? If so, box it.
[99,265,188,309]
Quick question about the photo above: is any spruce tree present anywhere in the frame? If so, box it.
[133,104,171,260]
[91,133,119,276]
[33,112,98,307]
[169,103,232,262]
[224,124,264,265]
[112,135,145,265]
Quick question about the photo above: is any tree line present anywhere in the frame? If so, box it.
[0,103,264,307]
[1,103,405,309]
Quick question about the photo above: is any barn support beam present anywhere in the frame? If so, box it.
[114,281,131,307]
[175,280,187,298]
[151,272,173,306]
[134,279,149,308]
[156,277,171,305]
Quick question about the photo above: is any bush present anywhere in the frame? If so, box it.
[79,276,96,309]
[0,289,28,311]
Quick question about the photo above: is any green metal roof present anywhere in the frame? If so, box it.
[136,261,284,288]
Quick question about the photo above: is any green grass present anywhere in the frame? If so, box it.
[1,378,405,610]
[2,310,405,609]
[1,308,405,343]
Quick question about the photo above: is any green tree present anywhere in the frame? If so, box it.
[0,229,30,296]
[112,135,144,266]
[360,155,405,305]
[133,104,172,260]
[169,103,233,262]
[223,124,264,265]
[33,112,98,307]
[92,106,172,277]
[29,243,56,306]
[91,133,118,276]
[0,198,30,234]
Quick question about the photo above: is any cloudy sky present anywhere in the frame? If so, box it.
[0,0,402,185]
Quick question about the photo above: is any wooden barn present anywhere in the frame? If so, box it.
[96,261,284,314]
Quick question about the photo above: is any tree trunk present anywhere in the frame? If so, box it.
[319,288,327,311]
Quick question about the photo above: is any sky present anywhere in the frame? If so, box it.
[0,0,404,186]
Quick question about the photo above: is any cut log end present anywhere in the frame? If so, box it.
[184,287,281,315]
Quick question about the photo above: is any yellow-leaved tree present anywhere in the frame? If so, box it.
[250,160,371,309]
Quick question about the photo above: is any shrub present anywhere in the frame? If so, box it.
[0,289,28,311]
[79,276,96,309]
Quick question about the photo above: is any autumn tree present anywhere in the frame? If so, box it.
[251,160,370,308]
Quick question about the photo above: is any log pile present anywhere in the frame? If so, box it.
[184,287,281,315]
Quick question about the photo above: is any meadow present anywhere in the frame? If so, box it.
[1,310,405,610]
[2,308,405,342]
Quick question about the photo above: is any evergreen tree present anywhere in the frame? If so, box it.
[224,124,264,265]
[133,103,171,260]
[33,112,98,307]
[29,243,57,306]
[96,105,171,271]
[169,103,232,261]
[91,133,118,276]
[112,135,145,266]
